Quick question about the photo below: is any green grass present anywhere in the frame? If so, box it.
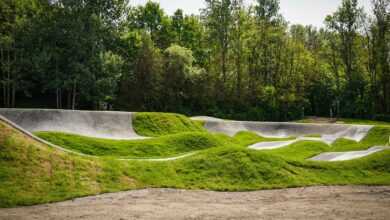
[304,134,322,138]
[295,119,312,123]
[268,126,390,161]
[296,117,390,126]
[132,112,206,137]
[231,131,296,147]
[1,120,390,208]
[339,118,390,126]
[35,131,293,158]
[35,132,231,159]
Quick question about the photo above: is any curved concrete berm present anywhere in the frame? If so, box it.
[308,146,390,162]
[0,108,147,140]
[0,113,90,156]
[202,120,373,143]
[0,111,192,161]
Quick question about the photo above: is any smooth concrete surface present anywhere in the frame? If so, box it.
[191,116,224,122]
[203,120,373,142]
[248,136,345,150]
[0,108,147,140]
[0,114,90,156]
[308,146,390,162]
[248,140,299,150]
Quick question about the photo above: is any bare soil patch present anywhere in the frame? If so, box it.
[1,186,390,220]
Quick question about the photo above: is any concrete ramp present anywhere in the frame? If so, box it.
[203,121,373,142]
[190,116,224,122]
[0,109,147,140]
[308,146,390,162]
[248,140,298,150]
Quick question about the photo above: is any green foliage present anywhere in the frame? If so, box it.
[339,118,390,126]
[374,114,390,122]
[1,0,389,120]
[132,112,206,137]
[119,35,162,111]
[161,44,199,111]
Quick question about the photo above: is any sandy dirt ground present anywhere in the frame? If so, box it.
[305,117,339,124]
[1,186,390,220]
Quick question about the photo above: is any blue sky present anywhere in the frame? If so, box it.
[129,0,372,27]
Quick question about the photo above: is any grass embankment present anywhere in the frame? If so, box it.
[231,131,296,146]
[133,112,206,136]
[35,112,295,158]
[269,126,390,160]
[35,132,231,159]
[35,131,293,158]
[339,118,390,126]
[1,120,390,207]
[0,121,136,207]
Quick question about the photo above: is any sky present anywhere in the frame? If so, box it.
[129,0,372,27]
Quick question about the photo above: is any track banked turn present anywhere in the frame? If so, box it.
[0,108,147,140]
[0,109,388,162]
[0,109,199,161]
[194,117,390,161]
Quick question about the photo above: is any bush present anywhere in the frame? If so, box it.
[374,114,390,122]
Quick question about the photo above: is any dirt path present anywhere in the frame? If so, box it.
[1,186,390,220]
[305,117,339,124]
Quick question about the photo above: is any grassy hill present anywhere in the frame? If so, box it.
[1,115,390,208]
[35,132,231,158]
[132,112,206,136]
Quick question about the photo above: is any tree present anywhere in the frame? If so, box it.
[371,0,390,113]
[0,0,44,107]
[128,1,172,49]
[202,0,241,82]
[325,0,367,117]
[161,44,197,111]
[124,35,161,111]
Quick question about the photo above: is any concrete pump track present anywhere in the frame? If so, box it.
[0,108,389,162]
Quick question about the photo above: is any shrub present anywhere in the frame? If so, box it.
[374,114,390,122]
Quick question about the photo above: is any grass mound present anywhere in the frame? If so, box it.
[0,121,135,207]
[231,131,296,147]
[133,112,206,137]
[35,130,296,158]
[167,146,390,190]
[268,126,390,161]
[1,120,390,208]
[35,132,231,158]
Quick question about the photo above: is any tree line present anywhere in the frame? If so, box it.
[0,0,389,121]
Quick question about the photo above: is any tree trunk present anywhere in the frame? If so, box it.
[11,83,15,108]
[67,91,71,109]
[72,81,77,110]
[59,90,62,109]
[1,44,5,107]
[221,47,227,82]
[384,79,389,114]
[7,50,10,108]
[56,89,59,109]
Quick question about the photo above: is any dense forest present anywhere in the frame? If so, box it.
[0,0,389,121]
